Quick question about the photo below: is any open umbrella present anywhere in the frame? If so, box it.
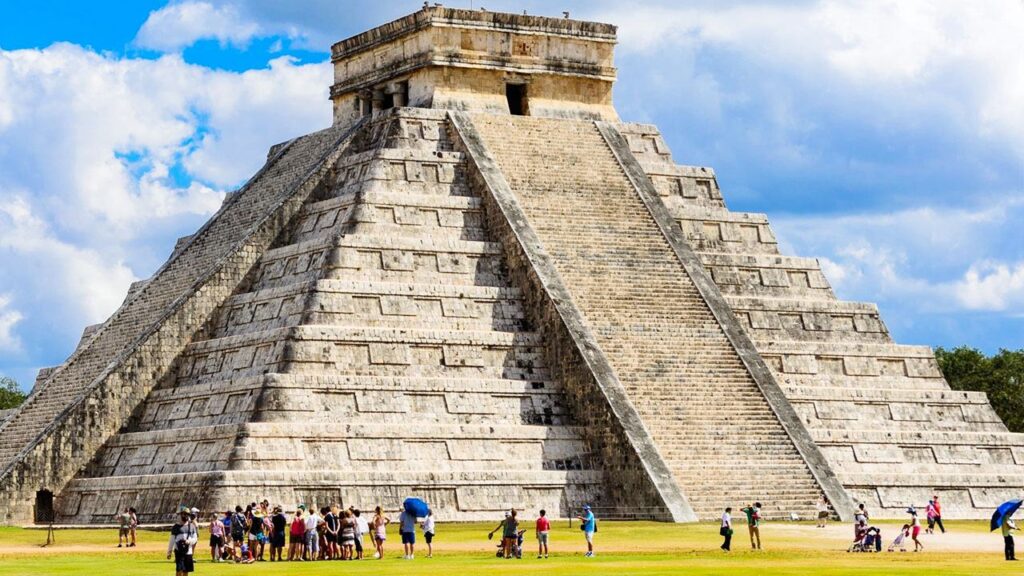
[991,499,1022,531]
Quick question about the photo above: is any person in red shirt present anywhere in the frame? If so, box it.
[536,509,551,559]
[933,495,946,533]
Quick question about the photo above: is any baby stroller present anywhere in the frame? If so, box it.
[494,529,530,559]
[848,526,881,552]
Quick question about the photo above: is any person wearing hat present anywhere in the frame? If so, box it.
[168,509,199,575]
[575,505,596,557]
[488,510,516,559]
[908,507,924,552]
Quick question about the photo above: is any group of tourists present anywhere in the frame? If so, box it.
[486,505,596,559]
[162,501,599,574]
[115,507,139,548]
[719,495,954,555]
[164,500,437,575]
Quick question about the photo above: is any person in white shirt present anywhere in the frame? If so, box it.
[421,509,436,558]
[168,510,199,576]
[816,496,829,528]
[354,508,370,559]
[720,507,733,552]
[304,508,321,560]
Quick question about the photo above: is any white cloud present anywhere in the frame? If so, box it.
[955,262,1024,312]
[0,42,331,357]
[134,1,264,52]
[595,0,1024,161]
[773,195,1024,316]
[0,294,23,353]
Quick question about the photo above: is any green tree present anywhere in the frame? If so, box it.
[935,346,1024,432]
[0,376,27,410]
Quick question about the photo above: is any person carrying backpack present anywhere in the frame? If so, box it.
[741,502,762,550]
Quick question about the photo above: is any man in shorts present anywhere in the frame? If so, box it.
[116,508,131,547]
[536,509,550,559]
[576,505,596,557]
[399,508,417,559]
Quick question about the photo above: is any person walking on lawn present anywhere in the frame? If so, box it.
[932,495,946,533]
[576,505,597,558]
[720,507,733,551]
[741,502,762,550]
[1004,519,1018,561]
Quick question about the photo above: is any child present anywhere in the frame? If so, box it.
[888,524,910,552]
[209,514,225,562]
[421,509,436,558]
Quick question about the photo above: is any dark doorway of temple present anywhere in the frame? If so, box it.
[35,489,54,523]
[506,83,528,115]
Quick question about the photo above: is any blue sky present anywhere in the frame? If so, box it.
[0,1,1022,391]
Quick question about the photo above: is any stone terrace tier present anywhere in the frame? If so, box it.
[55,110,604,524]
[619,122,1024,518]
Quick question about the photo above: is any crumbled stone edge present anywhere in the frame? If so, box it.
[596,120,856,521]
[0,119,367,524]
[449,111,697,522]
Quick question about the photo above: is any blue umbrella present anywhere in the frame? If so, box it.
[991,499,1022,531]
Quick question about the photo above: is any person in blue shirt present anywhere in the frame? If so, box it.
[575,504,596,557]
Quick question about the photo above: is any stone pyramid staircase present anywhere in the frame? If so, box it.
[462,114,841,521]
[618,123,1024,518]
[55,110,603,523]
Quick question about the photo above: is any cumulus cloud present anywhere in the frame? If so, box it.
[955,263,1024,312]
[0,294,23,353]
[772,196,1024,318]
[0,42,331,364]
[134,1,265,52]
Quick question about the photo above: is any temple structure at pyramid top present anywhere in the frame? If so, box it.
[2,6,1022,526]
[328,6,619,124]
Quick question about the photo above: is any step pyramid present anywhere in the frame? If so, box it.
[2,6,1020,524]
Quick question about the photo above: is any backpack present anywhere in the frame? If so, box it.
[231,513,246,538]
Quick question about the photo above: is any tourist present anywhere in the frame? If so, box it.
[323,506,338,559]
[248,504,266,561]
[340,509,357,560]
[576,504,596,557]
[908,507,923,552]
[372,506,391,559]
[816,496,829,528]
[489,510,516,559]
[720,507,733,551]
[399,505,417,559]
[354,508,369,559]
[230,505,246,556]
[926,499,937,534]
[741,502,762,550]
[1003,518,1017,561]
[129,507,139,547]
[270,506,287,562]
[288,509,305,561]
[536,508,550,559]
[304,505,321,560]
[168,510,198,576]
[932,495,946,533]
[208,513,224,562]
[422,508,436,558]
[117,507,132,548]
[888,524,909,552]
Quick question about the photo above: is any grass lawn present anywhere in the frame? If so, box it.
[0,520,1017,575]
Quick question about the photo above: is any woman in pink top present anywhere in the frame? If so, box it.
[208,514,225,563]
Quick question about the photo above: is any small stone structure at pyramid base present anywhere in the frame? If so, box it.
[1,7,1021,526]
